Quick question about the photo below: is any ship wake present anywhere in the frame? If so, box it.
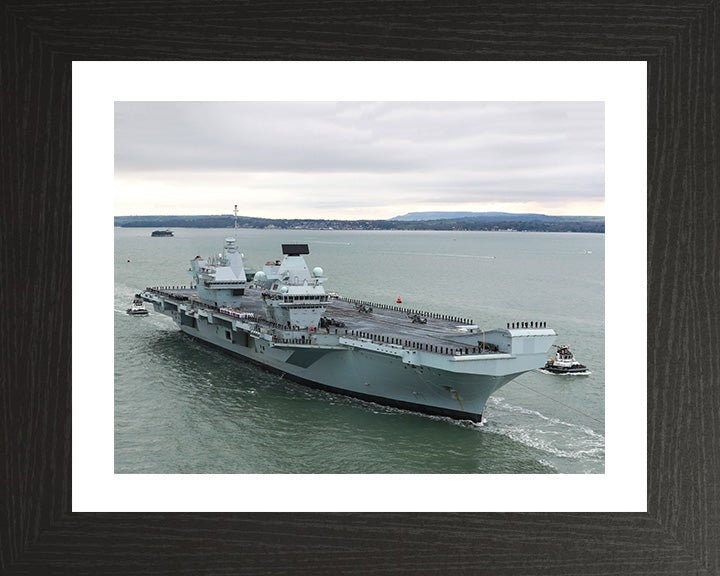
[482,397,605,472]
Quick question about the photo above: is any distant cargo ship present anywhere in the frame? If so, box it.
[151,229,174,237]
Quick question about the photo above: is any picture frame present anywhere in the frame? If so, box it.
[2,2,717,573]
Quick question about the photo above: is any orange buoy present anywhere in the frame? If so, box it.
[396,298,402,303]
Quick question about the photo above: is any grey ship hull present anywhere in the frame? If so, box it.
[180,321,517,421]
[143,288,556,422]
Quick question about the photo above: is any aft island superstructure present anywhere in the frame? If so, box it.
[141,221,555,422]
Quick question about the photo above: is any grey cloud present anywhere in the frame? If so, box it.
[115,101,604,211]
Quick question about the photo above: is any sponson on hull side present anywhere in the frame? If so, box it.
[141,226,556,422]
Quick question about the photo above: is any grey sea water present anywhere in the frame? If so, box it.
[115,228,604,474]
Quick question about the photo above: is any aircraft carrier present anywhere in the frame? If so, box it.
[140,209,556,422]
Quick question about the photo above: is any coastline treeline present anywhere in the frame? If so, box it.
[114,214,604,233]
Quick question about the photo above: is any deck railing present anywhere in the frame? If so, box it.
[336,296,474,326]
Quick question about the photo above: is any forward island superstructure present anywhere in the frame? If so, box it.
[141,213,556,422]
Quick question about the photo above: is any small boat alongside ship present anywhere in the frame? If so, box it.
[126,297,149,316]
[540,345,590,375]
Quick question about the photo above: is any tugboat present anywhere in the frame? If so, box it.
[540,345,590,375]
[126,296,149,316]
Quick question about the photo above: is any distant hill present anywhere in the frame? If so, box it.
[390,211,604,223]
[390,211,491,221]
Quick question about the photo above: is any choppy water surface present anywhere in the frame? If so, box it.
[115,228,604,474]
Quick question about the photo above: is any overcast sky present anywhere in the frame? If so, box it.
[114,101,604,219]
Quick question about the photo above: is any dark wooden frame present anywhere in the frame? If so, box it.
[2,2,718,574]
